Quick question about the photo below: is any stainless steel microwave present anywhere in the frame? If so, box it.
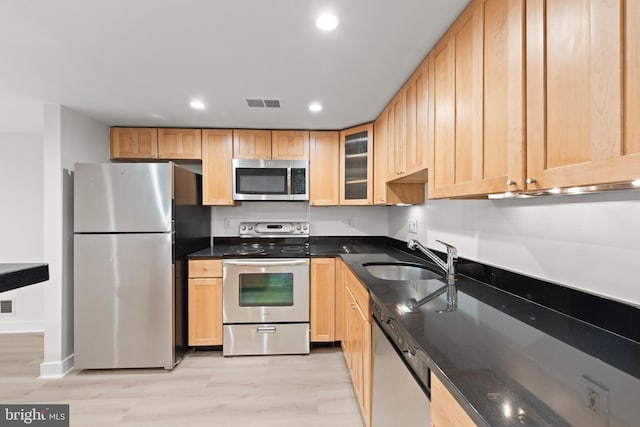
[232,159,309,201]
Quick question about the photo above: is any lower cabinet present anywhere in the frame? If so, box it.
[431,373,477,427]
[310,258,336,342]
[188,259,223,346]
[342,266,372,427]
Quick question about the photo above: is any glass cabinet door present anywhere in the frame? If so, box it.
[340,123,374,205]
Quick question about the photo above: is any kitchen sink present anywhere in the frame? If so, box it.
[363,262,442,281]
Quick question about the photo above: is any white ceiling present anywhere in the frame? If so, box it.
[0,0,470,133]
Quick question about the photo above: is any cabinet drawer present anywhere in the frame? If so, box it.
[188,259,222,278]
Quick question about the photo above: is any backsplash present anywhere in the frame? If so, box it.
[209,202,388,237]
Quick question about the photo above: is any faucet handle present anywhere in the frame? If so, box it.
[436,240,458,258]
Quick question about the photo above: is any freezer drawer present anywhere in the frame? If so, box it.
[74,233,174,369]
[223,323,310,356]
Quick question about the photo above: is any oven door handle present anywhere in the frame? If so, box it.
[224,259,310,266]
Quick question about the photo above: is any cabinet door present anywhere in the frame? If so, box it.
[310,258,336,342]
[334,258,345,341]
[202,129,234,205]
[429,0,525,198]
[110,128,158,159]
[309,131,340,206]
[233,129,272,159]
[527,0,639,190]
[157,128,202,160]
[340,123,374,205]
[389,91,406,179]
[271,130,309,160]
[402,59,430,177]
[431,373,476,427]
[373,114,389,205]
[188,278,223,346]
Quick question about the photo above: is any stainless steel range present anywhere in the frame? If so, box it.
[222,221,310,356]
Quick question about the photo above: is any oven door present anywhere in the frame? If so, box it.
[223,258,310,323]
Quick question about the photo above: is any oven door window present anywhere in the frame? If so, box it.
[236,168,288,195]
[238,273,294,306]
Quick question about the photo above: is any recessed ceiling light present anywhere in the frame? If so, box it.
[309,102,322,112]
[190,99,205,110]
[316,14,338,31]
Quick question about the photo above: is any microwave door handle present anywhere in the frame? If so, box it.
[224,259,309,267]
[287,167,292,195]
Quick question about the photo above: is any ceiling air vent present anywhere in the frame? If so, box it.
[0,299,14,315]
[246,99,265,108]
[246,98,281,108]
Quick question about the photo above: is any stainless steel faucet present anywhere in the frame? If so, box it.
[407,239,457,284]
[406,239,458,312]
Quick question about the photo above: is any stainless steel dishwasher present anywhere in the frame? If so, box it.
[371,300,431,427]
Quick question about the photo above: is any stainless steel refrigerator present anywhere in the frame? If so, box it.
[73,162,210,369]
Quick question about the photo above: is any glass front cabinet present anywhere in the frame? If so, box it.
[339,123,374,205]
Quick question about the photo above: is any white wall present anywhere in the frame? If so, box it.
[388,190,640,307]
[41,105,109,377]
[209,202,388,236]
[0,132,44,332]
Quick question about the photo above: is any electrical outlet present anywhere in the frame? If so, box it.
[223,217,232,229]
[580,375,609,426]
[408,219,418,234]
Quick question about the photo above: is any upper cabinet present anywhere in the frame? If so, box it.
[158,128,202,160]
[233,129,272,159]
[340,124,374,205]
[202,129,234,206]
[272,131,310,160]
[110,128,158,160]
[233,130,309,160]
[310,131,340,206]
[111,128,202,161]
[526,0,640,191]
[429,0,525,199]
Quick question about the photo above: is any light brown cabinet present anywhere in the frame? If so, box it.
[431,373,477,427]
[373,114,424,205]
[429,0,525,199]
[340,124,374,205]
[233,129,272,159]
[188,259,223,346]
[233,129,309,160]
[157,128,202,160]
[310,258,336,342]
[342,266,372,427]
[202,129,235,206]
[110,128,158,160]
[272,130,310,160]
[525,0,640,191]
[309,131,340,206]
[403,60,430,177]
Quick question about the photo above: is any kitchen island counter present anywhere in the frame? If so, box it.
[0,263,49,293]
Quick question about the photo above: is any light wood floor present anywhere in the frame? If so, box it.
[0,333,364,427]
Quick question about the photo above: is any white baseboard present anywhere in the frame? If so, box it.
[0,320,44,333]
[39,353,74,379]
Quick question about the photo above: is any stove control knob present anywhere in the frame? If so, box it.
[248,226,253,231]
[303,225,308,230]
[296,225,301,230]
[240,225,246,231]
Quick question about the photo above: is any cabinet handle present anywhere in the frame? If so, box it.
[526,178,537,184]
[506,179,516,186]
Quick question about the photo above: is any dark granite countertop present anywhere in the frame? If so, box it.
[0,263,49,293]
[340,250,640,427]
